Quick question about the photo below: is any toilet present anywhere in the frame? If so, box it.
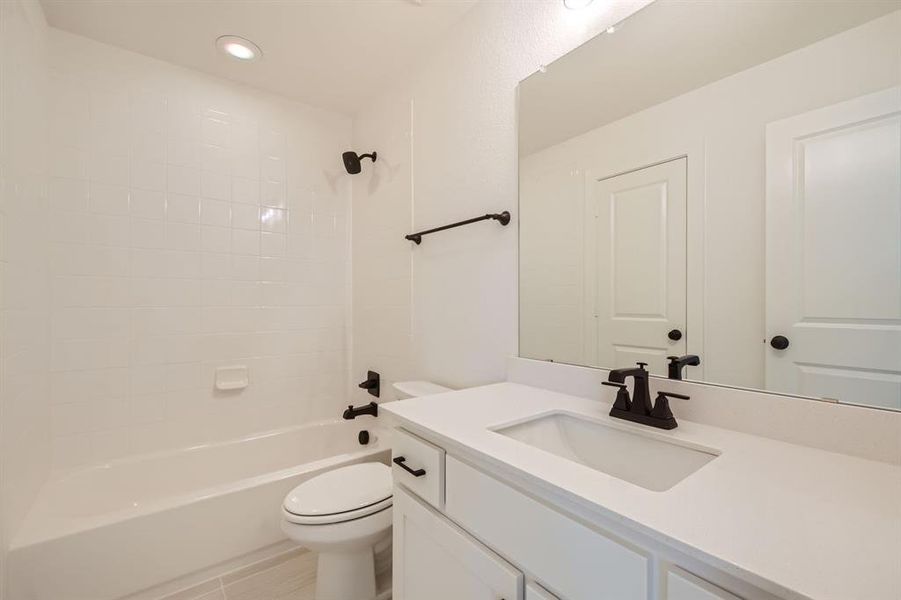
[281,380,451,600]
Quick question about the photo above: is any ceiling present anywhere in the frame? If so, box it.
[519,1,900,155]
[41,0,478,115]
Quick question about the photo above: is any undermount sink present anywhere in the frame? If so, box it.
[493,412,719,491]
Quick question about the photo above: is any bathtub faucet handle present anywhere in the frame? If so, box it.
[358,370,380,398]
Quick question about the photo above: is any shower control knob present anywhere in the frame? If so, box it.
[668,329,683,341]
[770,335,790,350]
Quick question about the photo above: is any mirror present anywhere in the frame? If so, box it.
[518,1,901,411]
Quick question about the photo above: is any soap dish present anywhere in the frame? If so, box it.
[215,365,249,391]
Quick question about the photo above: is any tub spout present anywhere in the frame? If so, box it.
[343,402,378,420]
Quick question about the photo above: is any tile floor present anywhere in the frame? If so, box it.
[159,550,316,600]
[157,548,391,600]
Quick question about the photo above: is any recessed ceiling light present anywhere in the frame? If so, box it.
[563,0,594,9]
[216,35,262,62]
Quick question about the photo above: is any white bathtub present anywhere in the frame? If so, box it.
[9,418,388,600]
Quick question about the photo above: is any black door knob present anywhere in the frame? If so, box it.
[668,329,683,341]
[770,335,790,350]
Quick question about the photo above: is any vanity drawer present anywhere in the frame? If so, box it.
[446,456,649,600]
[664,567,741,600]
[391,428,445,509]
[527,582,560,600]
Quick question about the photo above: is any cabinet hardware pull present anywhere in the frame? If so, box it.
[393,456,426,477]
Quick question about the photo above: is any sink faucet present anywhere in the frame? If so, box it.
[607,362,653,413]
[667,355,700,380]
[602,362,689,430]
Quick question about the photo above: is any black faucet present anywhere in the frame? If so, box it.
[602,362,689,430]
[667,355,700,380]
[343,401,378,420]
[607,362,653,414]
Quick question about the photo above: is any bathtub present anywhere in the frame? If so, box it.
[8,418,388,600]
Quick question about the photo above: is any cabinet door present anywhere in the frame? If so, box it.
[527,582,560,600]
[393,485,523,600]
[666,568,741,600]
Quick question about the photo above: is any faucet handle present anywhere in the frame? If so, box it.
[602,381,631,412]
[649,391,687,428]
[636,361,648,370]
[657,391,690,401]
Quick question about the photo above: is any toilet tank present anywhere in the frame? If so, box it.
[392,381,452,400]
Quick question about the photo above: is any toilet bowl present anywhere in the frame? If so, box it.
[282,462,392,600]
[281,380,452,600]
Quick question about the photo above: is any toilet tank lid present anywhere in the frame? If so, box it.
[393,380,452,398]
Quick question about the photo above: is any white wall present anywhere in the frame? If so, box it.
[520,12,900,389]
[350,89,417,403]
[0,0,51,596]
[351,0,651,392]
[45,29,354,471]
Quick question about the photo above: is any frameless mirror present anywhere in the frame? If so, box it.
[518,1,901,411]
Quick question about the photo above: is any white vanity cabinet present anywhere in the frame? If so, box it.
[393,485,523,600]
[664,568,741,600]
[391,427,772,600]
[527,583,560,600]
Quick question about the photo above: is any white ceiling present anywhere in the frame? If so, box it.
[519,1,900,155]
[40,0,478,115]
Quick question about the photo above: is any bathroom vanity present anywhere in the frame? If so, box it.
[456,5,901,596]
[382,377,901,600]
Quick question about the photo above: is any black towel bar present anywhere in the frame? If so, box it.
[405,211,511,245]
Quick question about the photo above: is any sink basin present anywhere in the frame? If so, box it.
[493,412,719,491]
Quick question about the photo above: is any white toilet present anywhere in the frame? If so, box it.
[281,380,451,600]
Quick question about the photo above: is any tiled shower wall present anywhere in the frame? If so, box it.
[46,29,353,472]
[0,0,51,591]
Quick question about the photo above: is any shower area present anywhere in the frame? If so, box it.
[0,1,389,597]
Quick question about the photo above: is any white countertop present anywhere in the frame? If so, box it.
[382,382,901,600]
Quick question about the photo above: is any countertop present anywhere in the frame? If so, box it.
[382,382,901,600]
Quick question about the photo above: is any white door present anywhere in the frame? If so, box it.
[766,87,901,410]
[585,158,688,375]
[393,486,523,600]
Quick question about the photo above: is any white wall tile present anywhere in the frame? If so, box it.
[40,27,352,475]
[231,202,260,230]
[260,207,286,233]
[167,165,202,196]
[48,176,89,212]
[201,198,231,227]
[89,182,130,215]
[130,188,166,220]
[131,159,166,191]
[232,176,260,204]
[201,225,231,253]
[201,170,230,201]
[167,192,201,223]
[231,229,260,256]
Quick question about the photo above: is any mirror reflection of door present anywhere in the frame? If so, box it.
[766,87,901,410]
[585,158,687,376]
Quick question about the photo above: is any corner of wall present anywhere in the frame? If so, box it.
[0,0,52,596]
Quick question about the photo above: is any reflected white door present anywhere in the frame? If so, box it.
[766,87,901,410]
[586,158,687,375]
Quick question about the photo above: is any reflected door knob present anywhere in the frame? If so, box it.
[668,329,683,341]
[770,335,790,350]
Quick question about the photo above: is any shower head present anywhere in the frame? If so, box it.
[342,151,377,175]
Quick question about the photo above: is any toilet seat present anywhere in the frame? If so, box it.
[283,462,392,525]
